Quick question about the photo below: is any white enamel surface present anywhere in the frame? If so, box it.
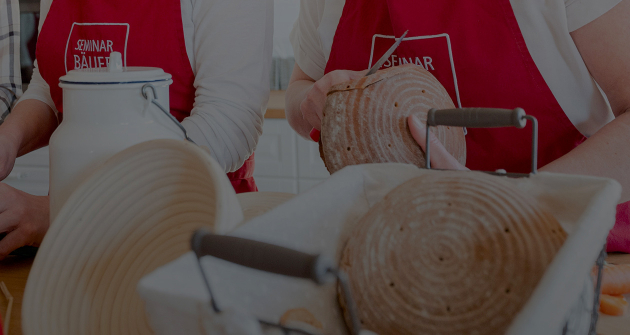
[49,77,180,220]
[107,52,124,73]
[59,66,171,84]
[138,164,621,335]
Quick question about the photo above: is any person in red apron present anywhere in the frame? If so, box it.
[285,0,630,252]
[0,0,272,259]
[37,0,262,193]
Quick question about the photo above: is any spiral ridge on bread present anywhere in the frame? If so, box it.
[321,64,465,174]
[339,171,566,334]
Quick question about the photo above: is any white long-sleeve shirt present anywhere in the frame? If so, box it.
[19,0,273,173]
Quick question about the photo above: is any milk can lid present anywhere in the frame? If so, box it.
[59,52,172,84]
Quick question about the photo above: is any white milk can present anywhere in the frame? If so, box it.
[49,52,186,221]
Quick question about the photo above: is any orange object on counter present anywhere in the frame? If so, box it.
[601,264,630,295]
[600,294,628,316]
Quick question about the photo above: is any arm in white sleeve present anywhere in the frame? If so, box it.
[17,60,58,116]
[182,0,273,173]
[289,0,327,81]
[565,0,622,32]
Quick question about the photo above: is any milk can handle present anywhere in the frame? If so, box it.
[141,84,196,144]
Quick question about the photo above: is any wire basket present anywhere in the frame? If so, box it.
[176,107,611,335]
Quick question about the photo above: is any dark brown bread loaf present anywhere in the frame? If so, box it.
[321,64,466,173]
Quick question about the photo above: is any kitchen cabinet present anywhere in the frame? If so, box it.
[4,147,49,196]
[254,91,330,194]
[254,118,330,194]
[254,118,297,180]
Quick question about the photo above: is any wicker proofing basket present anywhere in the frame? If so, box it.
[21,139,245,335]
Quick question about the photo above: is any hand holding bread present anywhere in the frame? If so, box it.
[320,64,466,173]
[300,69,367,132]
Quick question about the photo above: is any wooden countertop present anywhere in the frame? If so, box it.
[266,90,286,119]
[0,256,33,335]
[2,253,629,334]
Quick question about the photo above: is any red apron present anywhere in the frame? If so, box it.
[36,0,257,193]
[325,0,629,251]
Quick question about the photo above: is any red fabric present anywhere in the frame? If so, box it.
[608,203,630,252]
[227,153,258,193]
[325,0,630,251]
[35,0,256,193]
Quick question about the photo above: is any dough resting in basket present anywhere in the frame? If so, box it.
[320,64,466,174]
[339,171,567,334]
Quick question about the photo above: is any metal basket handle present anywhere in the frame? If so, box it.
[425,108,538,175]
[191,230,335,284]
[588,246,607,335]
[191,229,365,335]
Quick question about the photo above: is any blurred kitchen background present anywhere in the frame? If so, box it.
[11,0,330,196]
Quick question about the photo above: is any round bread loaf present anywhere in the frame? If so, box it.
[339,171,566,334]
[321,64,466,174]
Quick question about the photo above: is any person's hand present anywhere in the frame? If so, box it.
[0,184,49,260]
[301,70,366,140]
[408,114,468,171]
[0,132,19,180]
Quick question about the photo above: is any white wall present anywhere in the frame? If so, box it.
[273,0,300,59]
[254,119,330,194]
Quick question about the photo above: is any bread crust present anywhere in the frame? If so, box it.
[339,171,567,334]
[279,308,323,332]
[321,64,466,173]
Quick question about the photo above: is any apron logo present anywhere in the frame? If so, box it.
[64,23,130,73]
[73,39,115,69]
[382,55,435,71]
[369,33,461,108]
